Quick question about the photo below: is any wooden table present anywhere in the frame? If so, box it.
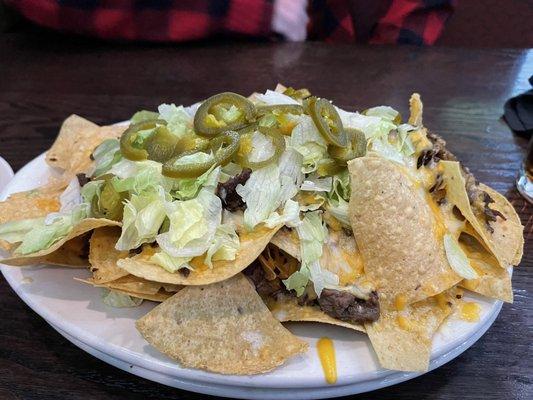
[0,32,531,400]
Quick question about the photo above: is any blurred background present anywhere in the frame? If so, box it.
[1,0,532,47]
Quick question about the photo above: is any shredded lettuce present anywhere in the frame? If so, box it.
[248,131,275,163]
[324,170,351,227]
[131,110,159,124]
[204,224,240,267]
[156,189,222,258]
[236,153,303,231]
[173,165,219,200]
[264,199,301,228]
[0,217,45,244]
[102,289,143,307]
[283,212,338,296]
[236,163,281,231]
[300,175,332,192]
[59,178,82,212]
[150,251,192,273]
[364,106,399,122]
[81,180,104,205]
[91,138,122,177]
[290,115,328,173]
[14,203,88,255]
[444,234,478,279]
[256,90,299,105]
[115,188,167,251]
[158,103,193,138]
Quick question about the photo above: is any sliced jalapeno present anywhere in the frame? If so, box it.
[211,130,241,166]
[194,92,255,137]
[120,119,167,161]
[92,180,127,221]
[328,128,367,164]
[283,87,311,100]
[307,97,347,147]
[144,125,178,163]
[234,126,286,170]
[162,131,240,178]
[316,159,345,177]
[256,104,304,116]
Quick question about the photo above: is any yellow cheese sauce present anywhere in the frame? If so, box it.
[460,301,480,322]
[394,294,407,311]
[435,292,451,311]
[396,315,416,331]
[316,337,337,384]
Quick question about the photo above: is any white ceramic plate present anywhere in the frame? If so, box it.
[0,153,504,399]
[0,156,14,191]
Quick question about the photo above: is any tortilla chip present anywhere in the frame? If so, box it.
[348,157,461,309]
[1,218,120,266]
[365,289,456,372]
[89,226,129,283]
[46,115,125,175]
[117,225,280,285]
[0,187,63,251]
[441,161,523,268]
[136,273,307,374]
[119,289,174,302]
[3,233,90,267]
[77,275,180,300]
[265,293,365,332]
[480,184,524,265]
[408,93,423,127]
[459,233,513,302]
[270,228,300,260]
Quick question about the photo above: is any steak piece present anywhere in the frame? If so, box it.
[244,262,285,299]
[216,168,252,212]
[318,289,380,324]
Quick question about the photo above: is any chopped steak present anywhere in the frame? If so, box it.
[216,168,251,212]
[427,131,503,231]
[76,173,90,187]
[426,131,457,162]
[244,262,285,299]
[318,289,380,324]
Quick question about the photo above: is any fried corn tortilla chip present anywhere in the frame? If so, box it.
[265,293,365,332]
[1,218,120,266]
[0,187,63,251]
[459,233,513,302]
[365,289,457,372]
[117,225,280,285]
[408,93,423,127]
[348,156,461,309]
[3,233,90,267]
[136,273,307,374]
[46,115,125,175]
[441,161,523,268]
[89,226,129,283]
[77,275,180,301]
[270,228,301,260]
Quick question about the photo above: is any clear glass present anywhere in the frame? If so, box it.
[516,136,533,204]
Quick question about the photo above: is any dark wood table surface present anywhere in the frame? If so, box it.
[0,32,531,400]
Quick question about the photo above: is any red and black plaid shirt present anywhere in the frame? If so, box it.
[7,0,455,45]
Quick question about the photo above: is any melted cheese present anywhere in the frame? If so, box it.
[426,192,447,242]
[396,315,416,331]
[410,130,432,153]
[435,292,450,311]
[317,337,337,384]
[35,197,60,212]
[460,302,480,322]
[394,294,407,311]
